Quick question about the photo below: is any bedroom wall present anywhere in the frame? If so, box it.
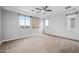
[44,11,79,40]
[2,10,43,41]
[0,8,2,42]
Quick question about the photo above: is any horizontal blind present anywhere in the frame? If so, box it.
[31,17,39,28]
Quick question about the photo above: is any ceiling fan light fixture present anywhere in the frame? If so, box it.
[42,10,45,13]
[31,6,52,14]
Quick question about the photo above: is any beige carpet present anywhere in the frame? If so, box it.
[0,34,79,53]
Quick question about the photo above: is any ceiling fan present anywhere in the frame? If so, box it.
[31,6,52,14]
[65,6,71,9]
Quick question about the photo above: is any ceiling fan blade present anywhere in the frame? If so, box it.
[36,11,41,13]
[35,8,41,10]
[44,6,48,10]
[45,10,51,11]
[31,10,35,12]
[65,6,71,9]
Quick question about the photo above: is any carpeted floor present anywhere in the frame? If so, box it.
[0,34,79,53]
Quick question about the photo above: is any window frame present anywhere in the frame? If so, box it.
[44,19,48,28]
[67,14,77,30]
[19,15,31,28]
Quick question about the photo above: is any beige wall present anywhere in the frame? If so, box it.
[44,11,79,40]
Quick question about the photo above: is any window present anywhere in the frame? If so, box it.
[25,16,30,27]
[19,15,26,26]
[67,14,76,30]
[19,15,31,28]
[19,15,40,29]
[31,17,39,28]
[45,19,48,27]
[70,18,75,28]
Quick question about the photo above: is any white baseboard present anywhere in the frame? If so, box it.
[0,33,42,44]
[44,33,79,42]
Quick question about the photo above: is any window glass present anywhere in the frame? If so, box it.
[19,15,31,28]
[45,20,48,27]
[25,16,30,26]
[19,15,26,26]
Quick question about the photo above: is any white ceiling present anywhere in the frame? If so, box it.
[1,6,79,18]
[12,6,65,13]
